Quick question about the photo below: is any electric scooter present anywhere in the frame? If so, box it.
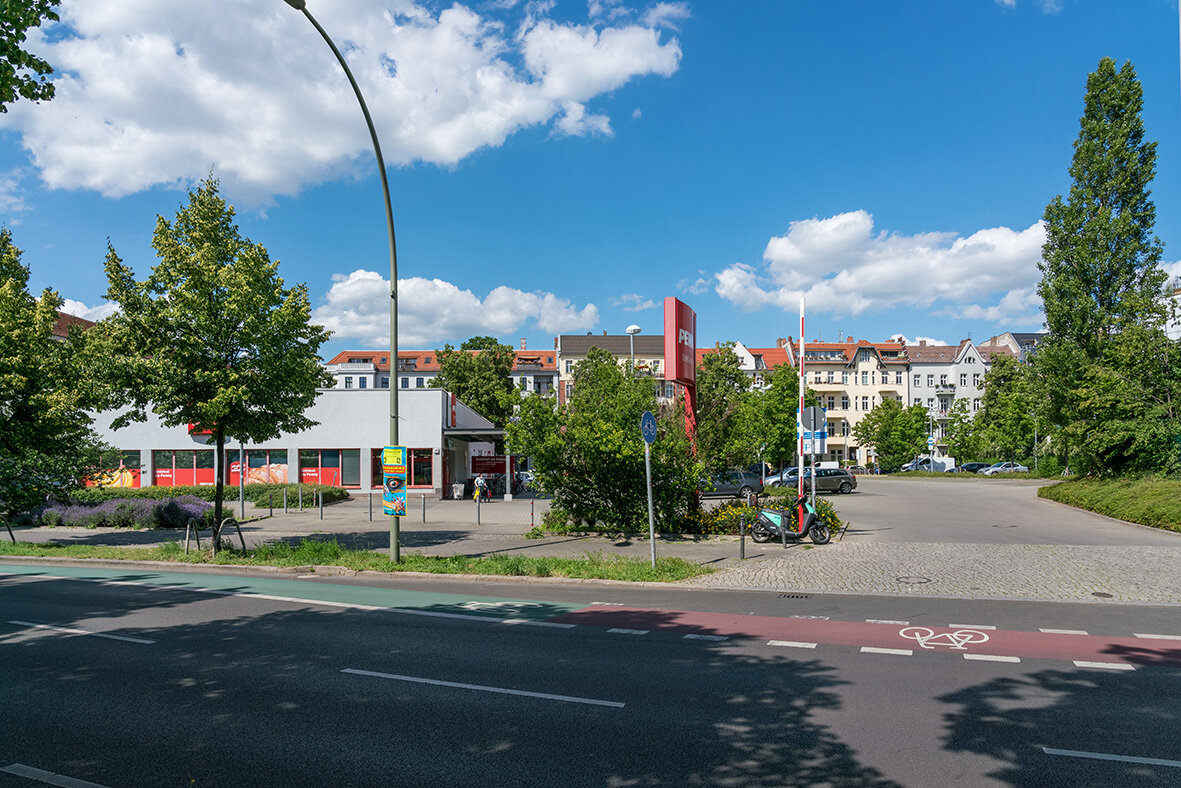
[751,494,831,545]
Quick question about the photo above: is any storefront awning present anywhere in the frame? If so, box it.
[443,427,506,440]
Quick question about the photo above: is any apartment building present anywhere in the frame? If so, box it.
[323,343,557,396]
[554,332,670,404]
[907,341,999,455]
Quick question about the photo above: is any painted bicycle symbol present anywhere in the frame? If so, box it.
[899,626,990,650]
[456,600,542,614]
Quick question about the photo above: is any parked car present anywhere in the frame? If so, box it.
[979,462,1029,475]
[900,457,935,472]
[765,467,812,487]
[956,462,991,474]
[700,468,765,499]
[846,465,869,475]
[767,467,857,494]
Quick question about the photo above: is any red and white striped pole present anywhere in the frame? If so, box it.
[797,297,805,532]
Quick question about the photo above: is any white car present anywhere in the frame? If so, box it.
[979,462,1029,475]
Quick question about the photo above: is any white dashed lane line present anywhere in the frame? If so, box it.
[964,654,1021,663]
[607,628,648,635]
[768,640,818,649]
[948,624,996,630]
[1133,633,1181,640]
[1073,660,1135,671]
[1039,628,1089,635]
[1043,747,1181,768]
[8,620,155,645]
[866,619,909,625]
[683,634,728,642]
[861,647,913,656]
[1,762,110,788]
[342,669,625,708]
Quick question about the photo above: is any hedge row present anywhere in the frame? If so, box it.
[68,483,351,509]
[37,496,215,529]
[1038,477,1181,533]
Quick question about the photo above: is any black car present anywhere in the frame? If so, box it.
[768,468,857,494]
[957,462,991,474]
[700,469,765,499]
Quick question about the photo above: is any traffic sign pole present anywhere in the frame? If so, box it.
[640,411,658,567]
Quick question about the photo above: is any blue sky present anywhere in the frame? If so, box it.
[1,0,1178,357]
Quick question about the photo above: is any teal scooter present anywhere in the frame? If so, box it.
[751,494,831,545]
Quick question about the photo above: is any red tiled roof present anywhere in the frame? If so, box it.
[52,311,95,338]
[324,348,557,373]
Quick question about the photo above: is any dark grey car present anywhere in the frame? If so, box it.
[772,468,857,494]
[700,469,765,499]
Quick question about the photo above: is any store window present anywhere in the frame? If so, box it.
[300,448,361,487]
[411,449,432,487]
[153,449,217,486]
[230,449,288,485]
[90,450,142,488]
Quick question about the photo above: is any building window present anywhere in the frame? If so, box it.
[960,373,967,386]
[927,398,934,408]
[861,371,868,385]
[344,377,353,389]
[841,395,849,409]
[842,372,848,384]
[401,377,409,388]
[967,356,975,364]
[565,360,574,374]
[940,374,948,385]
[380,377,389,389]
[973,373,981,386]
[862,396,869,410]
[914,397,921,405]
[565,383,573,399]
[665,383,675,398]
[814,371,821,384]
[416,377,424,388]
[300,448,360,487]
[827,396,835,410]
[927,375,934,387]
[914,374,921,388]
[896,371,903,385]
[425,355,432,364]
[754,373,764,387]
[359,378,367,389]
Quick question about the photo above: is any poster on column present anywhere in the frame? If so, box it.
[382,446,407,516]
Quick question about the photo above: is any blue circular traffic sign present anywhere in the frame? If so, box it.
[640,411,657,444]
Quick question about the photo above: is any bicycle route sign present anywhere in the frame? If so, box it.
[640,411,658,444]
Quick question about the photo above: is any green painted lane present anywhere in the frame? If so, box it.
[0,563,585,623]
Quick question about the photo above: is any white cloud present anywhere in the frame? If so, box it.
[312,269,599,347]
[1161,260,1181,285]
[891,333,950,346]
[7,0,682,202]
[715,210,1047,326]
[60,298,119,321]
[0,170,29,220]
[642,3,691,30]
[609,293,657,311]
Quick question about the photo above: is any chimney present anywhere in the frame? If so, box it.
[602,330,607,336]
[920,340,927,346]
[776,337,787,349]
[520,338,526,350]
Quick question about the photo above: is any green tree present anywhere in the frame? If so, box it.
[0,0,59,112]
[98,176,333,542]
[0,228,107,523]
[694,343,751,472]
[430,338,516,428]
[851,399,926,472]
[506,347,700,529]
[943,398,984,462]
[977,355,1034,461]
[1038,57,1166,356]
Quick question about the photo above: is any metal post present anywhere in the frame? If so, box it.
[476,492,481,525]
[369,492,373,521]
[319,490,323,520]
[284,0,400,562]
[184,521,191,554]
[283,486,288,513]
[645,441,656,567]
[796,297,805,546]
[238,443,245,520]
[739,507,745,560]
[298,484,303,510]
[269,493,273,517]
[531,498,535,529]
[421,492,426,523]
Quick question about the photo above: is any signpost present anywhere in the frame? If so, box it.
[381,446,408,517]
[641,411,658,567]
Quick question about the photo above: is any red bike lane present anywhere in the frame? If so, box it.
[548,606,1181,668]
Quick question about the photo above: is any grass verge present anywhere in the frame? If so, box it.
[0,538,715,583]
[1037,477,1181,533]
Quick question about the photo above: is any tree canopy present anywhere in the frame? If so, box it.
[0,1,59,112]
[97,176,333,536]
[0,228,107,519]
[430,338,516,428]
[850,399,926,472]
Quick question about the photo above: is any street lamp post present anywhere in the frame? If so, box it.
[282,0,402,561]
[626,325,641,371]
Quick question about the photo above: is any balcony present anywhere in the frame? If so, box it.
[935,383,956,395]
[332,362,376,373]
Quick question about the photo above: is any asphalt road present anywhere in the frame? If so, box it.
[2,565,1178,786]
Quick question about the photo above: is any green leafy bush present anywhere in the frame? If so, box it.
[1038,476,1181,532]
[68,483,349,508]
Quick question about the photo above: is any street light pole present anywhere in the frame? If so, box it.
[283,0,401,560]
[626,324,641,371]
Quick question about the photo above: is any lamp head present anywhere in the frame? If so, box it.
[625,325,641,335]
[283,0,307,9]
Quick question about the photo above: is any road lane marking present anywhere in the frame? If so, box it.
[1039,629,1088,635]
[499,619,576,629]
[866,619,909,625]
[683,634,728,641]
[1133,633,1181,640]
[591,602,625,606]
[768,640,817,649]
[948,624,996,630]
[8,621,154,645]
[341,669,625,708]
[1,762,110,787]
[1043,748,1181,768]
[861,647,912,656]
[1073,660,1135,671]
[607,628,648,635]
[963,654,1020,663]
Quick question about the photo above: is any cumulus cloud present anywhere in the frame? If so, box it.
[1161,259,1181,285]
[891,334,949,347]
[642,3,691,30]
[609,293,657,311]
[6,0,682,202]
[60,298,119,321]
[0,170,29,220]
[714,210,1047,326]
[312,269,599,347]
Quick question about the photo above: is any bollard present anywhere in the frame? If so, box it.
[298,485,303,511]
[369,492,373,522]
[421,493,426,523]
[531,498,534,529]
[476,492,481,525]
[740,508,746,560]
[283,487,288,514]
[269,493,273,518]
[319,490,324,520]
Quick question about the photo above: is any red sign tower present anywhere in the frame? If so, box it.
[663,297,697,449]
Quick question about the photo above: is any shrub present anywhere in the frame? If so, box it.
[36,496,213,529]
[68,483,349,509]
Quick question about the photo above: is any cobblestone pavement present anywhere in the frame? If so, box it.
[684,541,1181,604]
